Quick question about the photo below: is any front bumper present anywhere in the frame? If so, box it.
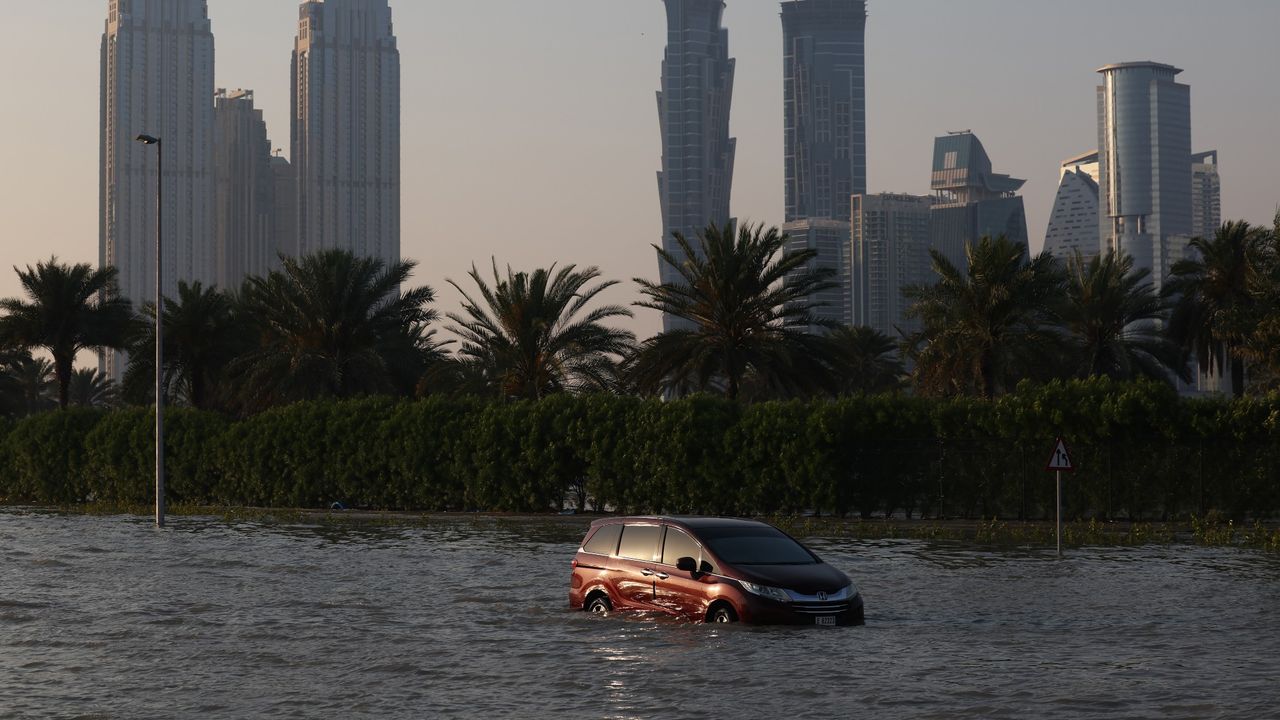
[737,593,865,626]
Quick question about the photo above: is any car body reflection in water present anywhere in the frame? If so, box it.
[1,510,1278,719]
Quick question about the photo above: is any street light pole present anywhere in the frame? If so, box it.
[136,134,165,529]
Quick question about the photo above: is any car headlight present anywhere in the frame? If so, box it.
[739,581,792,603]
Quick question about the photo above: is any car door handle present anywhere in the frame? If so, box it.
[655,572,669,580]
[641,568,655,576]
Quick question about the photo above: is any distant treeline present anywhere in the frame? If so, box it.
[1,378,1277,521]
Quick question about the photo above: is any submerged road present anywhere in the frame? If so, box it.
[1,511,1277,718]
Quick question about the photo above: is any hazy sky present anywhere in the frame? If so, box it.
[1,0,1277,340]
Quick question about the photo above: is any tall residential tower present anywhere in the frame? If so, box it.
[656,0,736,330]
[101,0,216,377]
[1191,150,1222,241]
[214,89,276,289]
[293,0,401,266]
[271,155,298,263]
[850,193,933,337]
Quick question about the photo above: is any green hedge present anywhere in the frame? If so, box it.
[0,378,1277,520]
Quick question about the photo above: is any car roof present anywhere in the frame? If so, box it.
[590,516,774,530]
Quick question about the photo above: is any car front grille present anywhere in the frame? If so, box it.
[790,601,852,615]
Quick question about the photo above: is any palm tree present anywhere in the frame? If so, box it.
[68,368,120,409]
[624,221,834,397]
[903,236,1066,398]
[628,222,837,400]
[416,355,493,398]
[0,259,134,409]
[1060,251,1189,384]
[125,281,245,410]
[0,352,56,417]
[826,326,905,395]
[1238,213,1280,390]
[232,249,438,410]
[1165,221,1268,397]
[447,262,635,399]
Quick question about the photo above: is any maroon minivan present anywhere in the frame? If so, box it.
[569,517,864,626]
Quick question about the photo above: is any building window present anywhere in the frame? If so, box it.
[835,102,850,160]
[816,163,831,218]
[815,84,832,144]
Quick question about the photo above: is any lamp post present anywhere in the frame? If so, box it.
[136,134,165,528]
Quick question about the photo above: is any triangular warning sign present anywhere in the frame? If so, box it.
[1046,437,1074,472]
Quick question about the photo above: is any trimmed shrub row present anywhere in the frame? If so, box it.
[0,378,1277,520]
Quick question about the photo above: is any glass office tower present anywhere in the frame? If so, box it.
[1096,61,1192,290]
[780,0,867,333]
[656,0,736,331]
[1043,151,1101,262]
[928,132,1028,272]
[782,0,867,222]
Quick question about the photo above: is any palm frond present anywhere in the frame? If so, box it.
[444,259,635,400]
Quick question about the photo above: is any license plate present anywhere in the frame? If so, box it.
[815,616,837,627]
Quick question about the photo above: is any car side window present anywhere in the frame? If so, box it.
[661,527,702,567]
[582,524,622,556]
[617,524,662,562]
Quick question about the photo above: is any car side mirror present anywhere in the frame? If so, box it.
[699,560,714,575]
[676,557,698,573]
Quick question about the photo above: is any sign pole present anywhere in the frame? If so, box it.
[1056,469,1062,557]
[1046,437,1073,558]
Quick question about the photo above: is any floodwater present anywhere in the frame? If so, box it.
[1,511,1278,719]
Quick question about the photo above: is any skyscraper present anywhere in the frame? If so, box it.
[928,132,1029,271]
[1043,151,1101,262]
[214,89,276,290]
[656,0,736,330]
[850,193,933,337]
[1097,61,1192,290]
[1045,147,1215,264]
[782,218,852,330]
[1191,150,1222,241]
[101,0,215,378]
[271,155,298,260]
[293,0,401,267]
[782,0,867,223]
[1189,151,1228,393]
[780,0,867,333]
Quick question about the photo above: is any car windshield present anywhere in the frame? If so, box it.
[698,526,817,565]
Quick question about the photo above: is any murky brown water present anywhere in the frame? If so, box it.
[1,510,1277,718]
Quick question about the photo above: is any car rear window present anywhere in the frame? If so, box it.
[582,524,622,555]
[617,524,662,562]
[699,526,818,565]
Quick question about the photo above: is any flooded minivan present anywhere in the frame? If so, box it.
[569,517,864,626]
